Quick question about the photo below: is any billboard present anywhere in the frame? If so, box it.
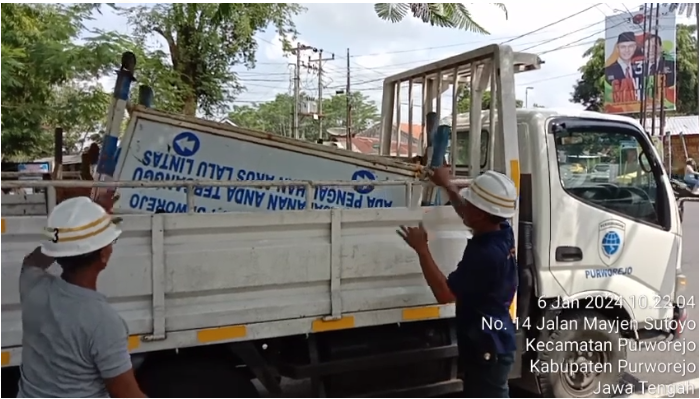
[17,162,50,180]
[603,5,677,114]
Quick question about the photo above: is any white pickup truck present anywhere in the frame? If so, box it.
[1,44,689,398]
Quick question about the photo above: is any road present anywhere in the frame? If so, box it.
[261,204,699,398]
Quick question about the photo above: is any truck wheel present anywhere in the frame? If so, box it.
[537,311,625,398]
[137,357,259,398]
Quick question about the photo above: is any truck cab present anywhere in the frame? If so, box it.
[378,45,687,397]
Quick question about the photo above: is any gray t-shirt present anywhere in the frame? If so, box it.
[17,267,132,398]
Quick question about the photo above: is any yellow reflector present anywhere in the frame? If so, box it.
[197,325,247,343]
[312,316,355,332]
[402,306,440,321]
[127,336,141,351]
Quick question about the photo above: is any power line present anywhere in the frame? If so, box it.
[518,20,603,52]
[241,5,675,106]
[537,24,675,56]
[255,8,604,71]
[500,3,602,44]
[347,27,581,59]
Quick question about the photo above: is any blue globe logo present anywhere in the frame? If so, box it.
[601,231,621,257]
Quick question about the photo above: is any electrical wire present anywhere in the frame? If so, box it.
[500,3,602,44]
[241,5,668,105]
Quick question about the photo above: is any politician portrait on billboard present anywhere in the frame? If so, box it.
[603,6,677,114]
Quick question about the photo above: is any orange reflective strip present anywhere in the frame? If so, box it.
[403,306,440,321]
[197,326,247,343]
[312,316,355,332]
[509,160,521,196]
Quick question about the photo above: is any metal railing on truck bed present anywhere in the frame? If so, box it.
[1,175,474,216]
[2,178,422,214]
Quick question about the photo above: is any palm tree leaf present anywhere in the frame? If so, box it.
[409,3,433,24]
[491,3,508,20]
[444,3,488,33]
[374,3,508,33]
[421,4,454,28]
[374,3,410,23]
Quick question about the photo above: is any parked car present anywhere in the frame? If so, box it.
[590,163,611,182]
[570,162,587,174]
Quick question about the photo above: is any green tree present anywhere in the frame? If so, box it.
[571,24,698,114]
[374,3,507,33]
[321,92,380,133]
[228,92,380,141]
[674,24,699,114]
[229,94,297,137]
[570,39,606,111]
[456,88,523,114]
[1,3,128,159]
[45,83,111,154]
[120,3,303,117]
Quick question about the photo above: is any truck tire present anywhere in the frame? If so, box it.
[537,310,625,398]
[137,357,259,398]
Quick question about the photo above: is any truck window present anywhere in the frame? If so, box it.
[453,129,489,168]
[554,128,664,227]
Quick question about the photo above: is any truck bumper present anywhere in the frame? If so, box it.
[671,305,688,340]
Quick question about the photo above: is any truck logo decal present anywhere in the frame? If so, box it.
[352,169,376,194]
[172,132,200,157]
[598,219,626,266]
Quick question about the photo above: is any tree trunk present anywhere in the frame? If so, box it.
[182,94,197,116]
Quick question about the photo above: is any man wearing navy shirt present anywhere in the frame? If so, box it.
[397,167,518,398]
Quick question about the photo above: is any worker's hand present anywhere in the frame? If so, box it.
[429,165,452,188]
[397,223,429,252]
[23,246,54,269]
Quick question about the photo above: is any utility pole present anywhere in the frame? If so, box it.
[307,49,335,140]
[292,42,314,140]
[639,3,651,128]
[345,48,352,149]
[650,4,660,137]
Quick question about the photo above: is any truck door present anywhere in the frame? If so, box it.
[546,117,679,322]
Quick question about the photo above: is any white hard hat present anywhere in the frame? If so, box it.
[459,171,518,219]
[41,197,122,257]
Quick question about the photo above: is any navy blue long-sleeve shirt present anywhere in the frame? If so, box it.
[447,222,518,355]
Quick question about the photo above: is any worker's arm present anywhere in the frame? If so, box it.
[428,166,467,219]
[397,224,456,304]
[105,369,147,398]
[93,310,147,398]
[443,183,467,220]
[19,247,55,300]
[416,247,456,304]
[21,246,54,271]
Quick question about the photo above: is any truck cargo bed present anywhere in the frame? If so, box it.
[1,206,465,358]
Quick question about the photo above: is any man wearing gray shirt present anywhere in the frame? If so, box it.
[17,196,145,398]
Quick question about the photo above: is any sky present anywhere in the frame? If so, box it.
[89,2,693,123]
